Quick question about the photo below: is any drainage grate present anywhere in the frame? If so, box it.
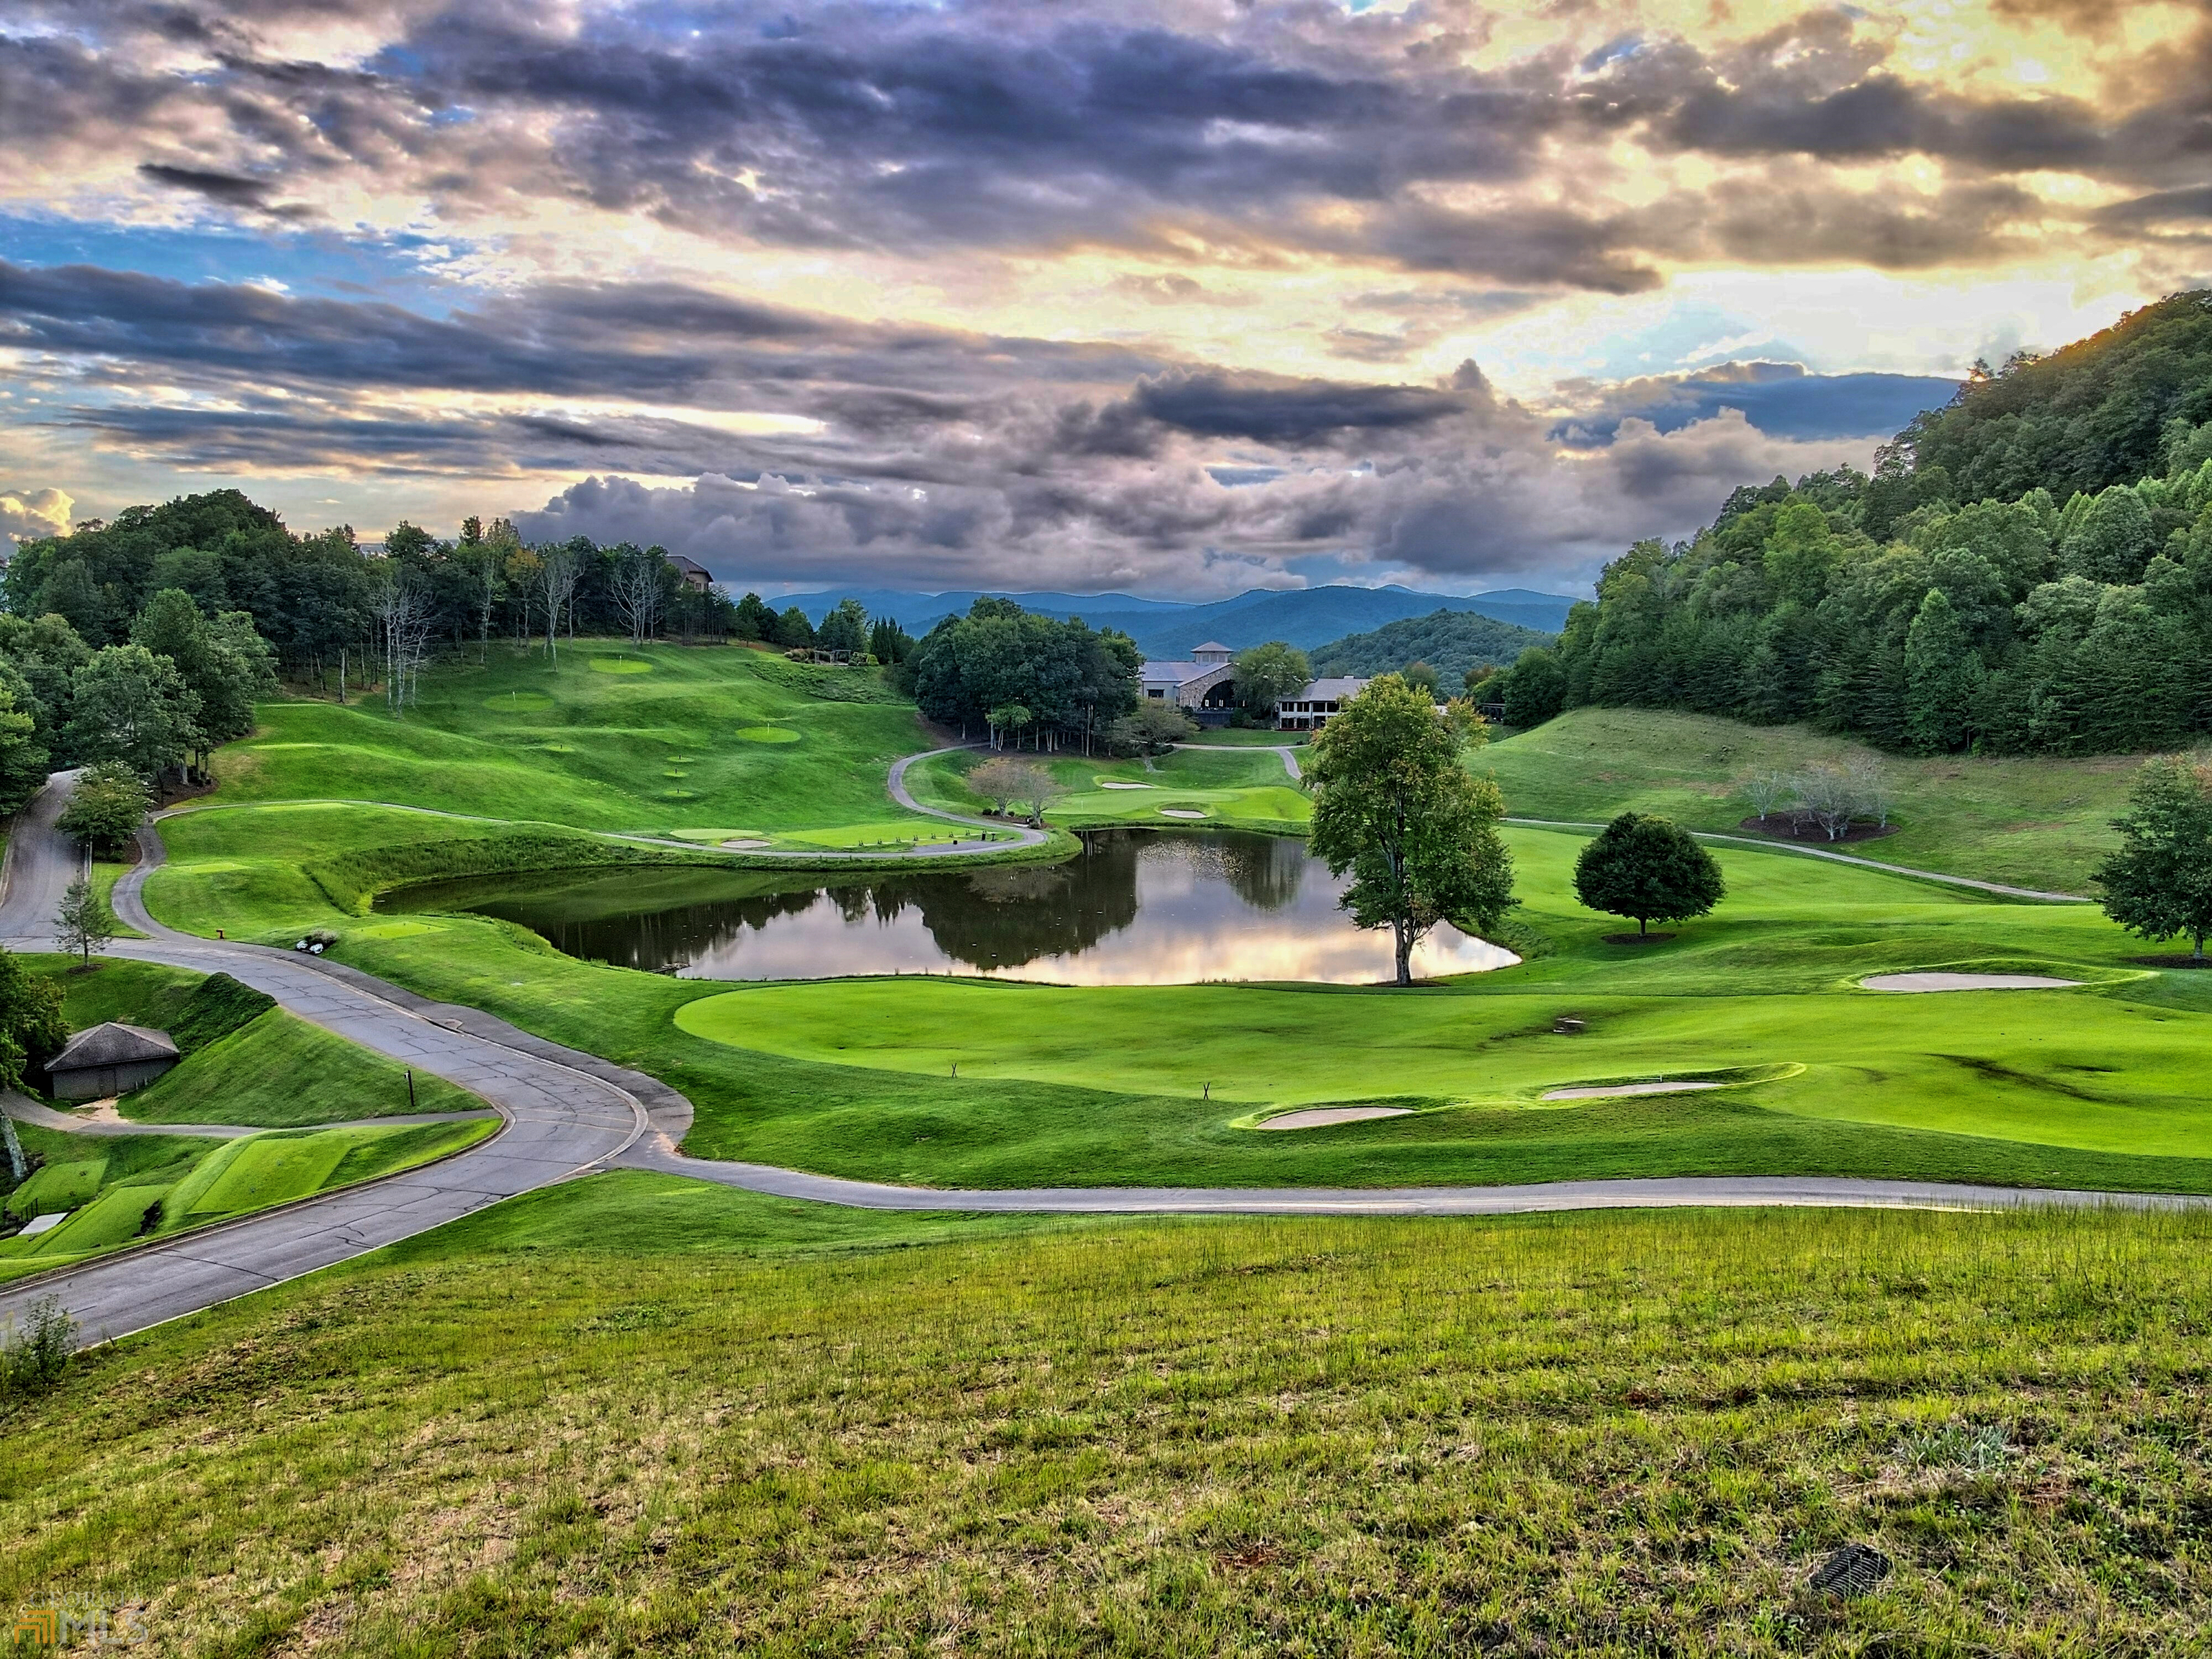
[1809,1542,1892,1597]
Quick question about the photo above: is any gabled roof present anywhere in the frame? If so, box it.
[1139,659,1233,685]
[49,1022,179,1072]
[1292,677,1369,701]
[665,554,712,575]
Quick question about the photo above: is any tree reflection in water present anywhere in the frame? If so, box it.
[382,827,1512,985]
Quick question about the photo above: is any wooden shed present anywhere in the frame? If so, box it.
[45,1022,180,1102]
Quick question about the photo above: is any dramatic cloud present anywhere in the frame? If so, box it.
[1,0,2205,593]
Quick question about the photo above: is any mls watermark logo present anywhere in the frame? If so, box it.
[11,1594,148,1649]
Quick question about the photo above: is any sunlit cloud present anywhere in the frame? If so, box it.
[2,0,2207,586]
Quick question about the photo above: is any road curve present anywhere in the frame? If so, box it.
[0,771,653,1344]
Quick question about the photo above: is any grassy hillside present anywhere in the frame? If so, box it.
[1483,706,2149,891]
[35,954,485,1127]
[905,745,1308,833]
[8,1184,2212,1653]
[1309,606,1553,685]
[0,1117,495,1281]
[214,641,935,838]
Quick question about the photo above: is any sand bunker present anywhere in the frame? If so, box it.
[1159,808,1207,819]
[1540,1080,1725,1102]
[721,837,773,850]
[1099,781,1153,790]
[1861,972,2081,992]
[1255,1105,1413,1130]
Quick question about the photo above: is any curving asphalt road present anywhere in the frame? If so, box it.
[0,750,2174,1349]
[0,771,651,1343]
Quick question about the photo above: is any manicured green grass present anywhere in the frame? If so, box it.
[0,1117,495,1279]
[215,640,935,838]
[907,745,1309,832]
[131,812,2212,1196]
[29,954,484,1128]
[9,1188,2212,1653]
[1485,707,2167,891]
[1174,727,1309,747]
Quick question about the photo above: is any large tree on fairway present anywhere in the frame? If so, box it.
[1233,641,1310,718]
[1573,812,1726,937]
[2095,757,2212,961]
[1307,674,1515,986]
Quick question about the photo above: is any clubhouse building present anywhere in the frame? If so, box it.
[1136,642,1368,731]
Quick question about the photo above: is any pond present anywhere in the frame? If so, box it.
[381,829,1518,986]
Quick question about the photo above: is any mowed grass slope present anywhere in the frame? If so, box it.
[32,954,485,1127]
[1485,707,2166,891]
[215,642,935,837]
[9,1185,2212,1653]
[907,744,1309,832]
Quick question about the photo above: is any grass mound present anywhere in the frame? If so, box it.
[165,971,278,1053]
[9,1187,2212,1652]
[1485,706,2152,891]
[0,1117,495,1277]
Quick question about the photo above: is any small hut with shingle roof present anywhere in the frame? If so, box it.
[45,1022,180,1101]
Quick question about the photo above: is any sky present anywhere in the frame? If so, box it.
[3,1,2208,600]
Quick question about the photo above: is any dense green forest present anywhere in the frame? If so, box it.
[0,490,909,815]
[1509,290,2212,755]
[1308,608,1554,688]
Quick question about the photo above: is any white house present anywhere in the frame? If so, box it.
[1274,676,1368,732]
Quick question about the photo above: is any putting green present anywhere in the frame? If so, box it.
[590,657,653,675]
[674,977,2212,1158]
[734,726,801,744]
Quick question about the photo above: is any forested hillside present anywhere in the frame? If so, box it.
[1309,608,1555,687]
[1534,290,2212,755]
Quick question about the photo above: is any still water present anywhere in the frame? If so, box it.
[382,829,1517,985]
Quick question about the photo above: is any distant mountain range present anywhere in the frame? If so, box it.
[1310,609,1555,688]
[775,583,1578,657]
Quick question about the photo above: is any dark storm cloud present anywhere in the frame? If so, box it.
[1128,373,1465,444]
[13,1,2205,287]
[0,261,1161,416]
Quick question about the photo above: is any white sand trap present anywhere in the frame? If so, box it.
[1159,808,1207,819]
[1256,1105,1412,1130]
[1542,1080,1725,1102]
[721,837,773,850]
[1099,781,1154,790]
[1861,972,2081,992]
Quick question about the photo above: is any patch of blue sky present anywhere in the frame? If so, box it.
[0,215,467,311]
[1551,370,1958,448]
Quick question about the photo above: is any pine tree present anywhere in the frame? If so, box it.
[1904,589,1981,752]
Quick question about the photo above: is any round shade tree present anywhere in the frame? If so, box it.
[1572,812,1725,938]
[1308,675,1516,986]
[2094,756,2212,961]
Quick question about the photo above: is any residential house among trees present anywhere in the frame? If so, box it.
[1274,676,1368,732]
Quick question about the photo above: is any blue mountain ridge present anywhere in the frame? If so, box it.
[772,584,1577,656]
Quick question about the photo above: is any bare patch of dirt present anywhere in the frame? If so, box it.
[1736,816,1899,846]
[2131,954,2212,969]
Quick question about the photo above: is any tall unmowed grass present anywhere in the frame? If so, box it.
[6,1194,2212,1654]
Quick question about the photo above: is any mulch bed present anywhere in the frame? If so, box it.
[2131,954,2212,969]
[1737,816,1899,846]
[1601,932,1677,945]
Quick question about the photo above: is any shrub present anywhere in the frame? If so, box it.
[0,1294,76,1397]
[56,762,150,853]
